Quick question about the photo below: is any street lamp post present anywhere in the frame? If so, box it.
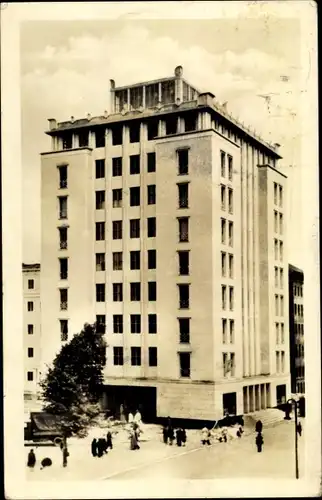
[287,397,299,479]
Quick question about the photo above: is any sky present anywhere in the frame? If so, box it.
[21,16,305,266]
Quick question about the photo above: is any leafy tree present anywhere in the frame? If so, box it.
[40,322,106,462]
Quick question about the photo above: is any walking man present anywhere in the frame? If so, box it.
[256,432,264,453]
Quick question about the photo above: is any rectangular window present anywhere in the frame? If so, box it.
[113,283,123,302]
[59,196,68,219]
[280,295,284,316]
[131,314,141,334]
[223,353,228,377]
[96,191,105,210]
[222,285,227,310]
[28,279,34,289]
[147,152,156,173]
[130,219,140,238]
[113,252,123,271]
[59,165,68,189]
[274,182,278,205]
[62,134,72,150]
[276,351,280,373]
[129,123,140,143]
[178,284,190,309]
[147,185,156,205]
[221,252,226,277]
[178,251,189,275]
[279,241,283,261]
[149,347,158,367]
[95,129,105,148]
[179,317,190,343]
[275,294,279,316]
[96,315,106,334]
[229,286,234,311]
[148,314,157,334]
[130,187,140,206]
[228,155,233,181]
[147,217,156,237]
[230,353,235,376]
[28,324,34,335]
[131,347,141,366]
[27,371,34,381]
[221,185,226,210]
[148,282,157,301]
[178,217,189,242]
[221,151,226,177]
[112,125,123,145]
[59,227,68,250]
[130,250,141,270]
[279,213,283,235]
[112,188,122,208]
[113,314,123,334]
[274,266,279,287]
[95,159,105,179]
[222,318,227,344]
[60,288,68,310]
[165,116,177,135]
[96,284,105,302]
[275,322,280,344]
[130,154,140,175]
[78,131,88,147]
[113,346,124,366]
[274,211,278,233]
[147,120,158,141]
[281,351,285,373]
[221,218,226,244]
[280,268,284,289]
[228,222,233,247]
[228,254,234,278]
[113,220,122,239]
[279,185,283,207]
[60,320,68,342]
[281,323,285,344]
[274,239,278,260]
[130,282,141,301]
[27,301,34,312]
[148,249,157,270]
[96,222,105,241]
[178,149,189,175]
[28,347,34,358]
[228,189,233,214]
[178,183,189,208]
[59,258,68,280]
[112,157,122,177]
[179,352,191,378]
[229,320,234,344]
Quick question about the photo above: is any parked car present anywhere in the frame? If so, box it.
[24,412,65,445]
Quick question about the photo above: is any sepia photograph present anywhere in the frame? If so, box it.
[1,1,320,498]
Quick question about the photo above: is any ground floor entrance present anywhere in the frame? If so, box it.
[101,385,157,423]
[243,383,271,413]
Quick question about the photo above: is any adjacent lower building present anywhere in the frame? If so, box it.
[288,265,305,394]
[40,66,291,421]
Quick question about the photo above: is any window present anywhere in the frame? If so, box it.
[148,282,157,301]
[96,191,105,210]
[131,347,141,366]
[96,315,106,334]
[112,157,122,177]
[178,284,189,309]
[280,295,284,316]
[228,189,233,214]
[279,213,283,235]
[228,222,233,246]
[165,116,177,135]
[229,286,234,310]
[130,251,140,270]
[131,314,141,334]
[178,217,189,242]
[113,347,124,366]
[147,120,158,141]
[129,123,140,143]
[28,324,34,335]
[221,185,226,210]
[275,294,279,316]
[148,314,157,334]
[62,134,72,150]
[222,353,228,377]
[130,154,140,175]
[27,371,34,382]
[221,252,226,277]
[279,241,283,261]
[179,317,190,343]
[112,125,123,145]
[147,152,156,173]
[113,283,123,302]
[148,249,156,270]
[229,320,234,343]
[130,87,143,109]
[130,282,141,301]
[147,217,156,237]
[275,322,280,343]
[27,301,34,312]
[28,347,34,358]
[112,188,122,208]
[130,219,140,238]
[274,267,279,287]
[95,129,105,148]
[60,320,68,342]
[28,279,34,289]
[161,80,175,104]
[96,284,105,302]
[281,323,285,344]
[276,351,280,373]
[179,352,190,378]
[59,258,68,280]
[274,239,278,260]
[113,315,123,334]
[60,288,68,310]
[113,221,122,239]
[130,187,140,206]
[96,222,105,241]
[59,196,68,219]
[274,211,278,233]
[149,347,158,367]
[221,151,226,177]
[113,252,123,271]
[95,159,105,179]
[228,254,234,278]
[222,285,227,310]
[274,182,278,205]
[59,165,68,188]
[228,156,233,181]
[279,185,283,207]
[178,251,189,275]
[79,131,88,148]
[178,183,188,208]
[147,185,156,205]
[230,353,235,376]
[280,269,284,289]
[221,218,226,244]
[59,227,68,250]
[178,149,189,175]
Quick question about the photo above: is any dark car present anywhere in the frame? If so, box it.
[24,412,64,445]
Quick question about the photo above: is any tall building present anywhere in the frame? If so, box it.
[288,265,305,394]
[23,263,41,407]
[40,66,290,421]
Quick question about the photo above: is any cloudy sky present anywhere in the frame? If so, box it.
[21,15,305,266]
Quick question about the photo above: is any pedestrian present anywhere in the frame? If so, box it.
[256,432,264,453]
[255,420,263,433]
[181,428,187,446]
[162,426,168,444]
[27,449,36,470]
[120,404,126,423]
[128,411,134,424]
[239,425,244,436]
[221,428,228,443]
[167,425,174,445]
[236,429,241,438]
[201,427,211,445]
[134,409,142,426]
[62,447,69,467]
[97,438,104,457]
[40,457,52,470]
[106,430,113,449]
[91,438,98,457]
[297,421,302,437]
[129,427,140,450]
[176,428,182,447]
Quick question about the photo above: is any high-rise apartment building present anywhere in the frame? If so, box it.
[40,66,290,420]
[288,265,305,394]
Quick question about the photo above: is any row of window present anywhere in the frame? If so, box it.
[221,218,234,247]
[96,250,190,274]
[274,294,284,317]
[221,252,234,279]
[294,323,304,335]
[276,350,286,373]
[275,322,285,344]
[112,346,158,367]
[274,266,284,289]
[273,182,283,208]
[274,239,284,262]
[220,151,233,180]
[221,285,234,311]
[294,304,304,317]
[95,282,159,302]
[294,284,303,297]
[222,319,235,344]
[220,185,234,214]
[222,352,236,377]
[274,211,284,235]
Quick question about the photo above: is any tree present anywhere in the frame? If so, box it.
[40,322,106,462]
